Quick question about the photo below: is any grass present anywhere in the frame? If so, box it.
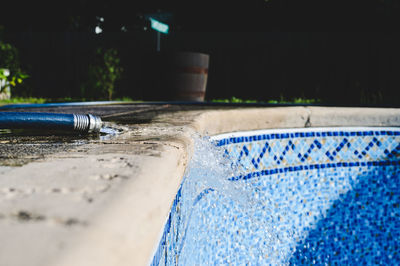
[0,97,47,106]
[0,96,135,106]
[267,97,320,104]
[210,96,320,104]
[211,97,258,104]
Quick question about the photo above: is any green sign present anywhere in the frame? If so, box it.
[150,18,169,34]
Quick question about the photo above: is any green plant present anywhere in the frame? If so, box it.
[211,96,320,104]
[211,97,258,103]
[268,97,320,104]
[83,47,123,100]
[0,41,29,96]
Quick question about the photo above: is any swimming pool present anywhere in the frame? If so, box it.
[152,127,400,265]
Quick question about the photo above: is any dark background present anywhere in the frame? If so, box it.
[1,0,400,105]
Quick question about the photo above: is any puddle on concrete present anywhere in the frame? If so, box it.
[99,125,124,141]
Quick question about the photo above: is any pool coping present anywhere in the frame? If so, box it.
[1,106,400,266]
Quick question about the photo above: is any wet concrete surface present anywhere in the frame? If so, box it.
[0,134,83,166]
[0,104,161,166]
[0,103,239,122]
[0,103,239,167]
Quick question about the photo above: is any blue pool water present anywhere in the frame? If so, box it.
[152,127,400,265]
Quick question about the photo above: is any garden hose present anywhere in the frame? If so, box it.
[0,112,103,133]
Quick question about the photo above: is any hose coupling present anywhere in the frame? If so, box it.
[73,114,103,133]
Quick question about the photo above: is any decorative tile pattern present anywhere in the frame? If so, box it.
[152,128,400,265]
[214,129,400,181]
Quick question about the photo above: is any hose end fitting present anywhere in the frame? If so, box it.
[73,114,103,133]
[87,114,103,133]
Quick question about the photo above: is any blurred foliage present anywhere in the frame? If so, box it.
[211,97,258,103]
[275,97,320,104]
[81,47,123,100]
[0,41,29,95]
[211,96,320,104]
[1,4,398,105]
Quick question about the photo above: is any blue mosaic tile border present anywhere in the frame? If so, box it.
[230,159,400,180]
[214,128,400,146]
[213,128,400,181]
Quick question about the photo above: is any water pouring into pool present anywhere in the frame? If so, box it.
[152,127,400,265]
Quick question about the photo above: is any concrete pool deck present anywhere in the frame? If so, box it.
[0,104,400,266]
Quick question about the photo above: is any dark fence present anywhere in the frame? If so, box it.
[6,31,400,105]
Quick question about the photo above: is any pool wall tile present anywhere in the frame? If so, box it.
[152,128,400,265]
